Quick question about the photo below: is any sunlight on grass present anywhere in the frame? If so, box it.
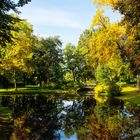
[117,86,140,105]
[0,87,68,94]
[122,86,138,93]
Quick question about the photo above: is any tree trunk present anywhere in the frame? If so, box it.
[14,69,17,91]
[137,74,140,91]
[23,73,26,87]
[39,73,42,87]
[39,80,42,87]
[72,71,75,82]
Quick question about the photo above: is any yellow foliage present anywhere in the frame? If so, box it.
[94,84,108,103]
[93,0,119,7]
[90,9,109,29]
[107,115,123,135]
[64,72,74,81]
[89,11,126,68]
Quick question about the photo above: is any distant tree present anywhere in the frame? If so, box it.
[77,29,94,81]
[31,36,63,87]
[64,43,77,81]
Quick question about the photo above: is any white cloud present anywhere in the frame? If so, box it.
[20,7,84,29]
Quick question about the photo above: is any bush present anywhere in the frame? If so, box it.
[43,82,56,89]
[94,83,121,103]
[94,84,109,103]
[107,83,121,97]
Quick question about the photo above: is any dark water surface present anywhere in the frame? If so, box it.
[0,94,140,140]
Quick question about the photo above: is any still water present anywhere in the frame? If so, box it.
[0,94,140,140]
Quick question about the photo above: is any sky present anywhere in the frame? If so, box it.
[18,0,122,47]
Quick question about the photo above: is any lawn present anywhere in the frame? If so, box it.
[117,85,140,105]
[0,86,69,95]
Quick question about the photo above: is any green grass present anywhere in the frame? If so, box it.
[117,85,140,105]
[0,86,69,95]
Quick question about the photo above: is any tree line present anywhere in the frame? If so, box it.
[0,0,140,92]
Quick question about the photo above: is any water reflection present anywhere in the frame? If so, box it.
[0,94,140,140]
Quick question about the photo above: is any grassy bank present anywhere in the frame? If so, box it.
[117,85,140,105]
[0,86,69,95]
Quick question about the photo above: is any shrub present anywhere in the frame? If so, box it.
[107,83,121,97]
[94,84,109,103]
[94,83,121,103]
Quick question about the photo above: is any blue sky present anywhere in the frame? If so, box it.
[18,0,122,47]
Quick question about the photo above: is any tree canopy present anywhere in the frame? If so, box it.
[0,0,31,46]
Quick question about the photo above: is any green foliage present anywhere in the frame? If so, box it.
[77,29,95,81]
[64,40,95,83]
[95,83,121,103]
[31,36,63,86]
[0,0,31,46]
[95,65,111,84]
[94,104,110,125]
[1,18,33,89]
[107,83,121,97]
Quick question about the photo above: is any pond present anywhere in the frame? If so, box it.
[0,94,140,140]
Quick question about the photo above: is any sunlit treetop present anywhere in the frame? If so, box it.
[90,9,110,29]
[93,0,140,26]
[89,10,126,68]
[93,0,119,7]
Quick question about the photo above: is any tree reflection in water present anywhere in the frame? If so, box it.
[0,94,140,140]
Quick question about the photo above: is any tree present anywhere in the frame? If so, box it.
[77,29,95,81]
[64,43,77,81]
[93,0,140,26]
[93,0,140,89]
[31,36,63,87]
[64,43,87,83]
[0,0,31,46]
[89,10,125,82]
[1,18,33,90]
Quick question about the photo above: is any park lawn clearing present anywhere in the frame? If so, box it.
[0,87,69,95]
[117,85,140,105]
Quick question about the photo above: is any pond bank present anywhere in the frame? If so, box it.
[1,85,140,105]
[0,87,69,95]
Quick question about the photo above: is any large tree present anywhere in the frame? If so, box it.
[93,0,140,89]
[1,18,33,90]
[89,10,126,82]
[31,36,63,87]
